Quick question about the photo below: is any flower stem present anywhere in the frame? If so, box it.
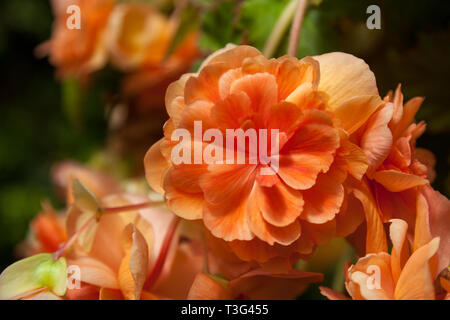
[102,201,164,215]
[263,0,298,58]
[287,0,308,57]
[144,217,180,290]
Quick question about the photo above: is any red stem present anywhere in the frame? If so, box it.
[287,0,308,57]
[102,201,162,215]
[144,217,180,290]
[53,216,94,261]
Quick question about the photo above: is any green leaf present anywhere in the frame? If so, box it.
[0,253,67,299]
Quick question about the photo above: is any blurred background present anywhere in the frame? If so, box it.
[0,0,448,292]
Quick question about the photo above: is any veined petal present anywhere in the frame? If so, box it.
[314,52,379,109]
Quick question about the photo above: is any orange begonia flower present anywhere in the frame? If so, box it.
[321,194,449,300]
[144,44,385,269]
[346,85,450,273]
[106,3,176,72]
[37,0,114,78]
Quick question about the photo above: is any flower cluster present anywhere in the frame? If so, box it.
[0,1,448,300]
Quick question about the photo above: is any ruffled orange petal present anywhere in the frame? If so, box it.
[248,186,301,246]
[394,238,439,300]
[359,102,394,175]
[276,56,319,100]
[255,182,303,227]
[372,170,428,192]
[334,95,384,134]
[421,185,450,273]
[352,181,388,254]
[144,139,171,194]
[301,168,344,224]
[278,112,339,190]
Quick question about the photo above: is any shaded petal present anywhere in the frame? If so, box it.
[394,238,439,300]
[256,182,304,227]
[118,224,149,300]
[187,273,231,300]
[248,186,301,245]
[373,170,428,192]
[144,139,171,194]
[229,269,323,300]
[334,95,384,134]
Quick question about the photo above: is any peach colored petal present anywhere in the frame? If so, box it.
[118,224,149,300]
[335,192,365,237]
[187,273,231,300]
[414,148,436,182]
[88,213,125,273]
[165,73,191,119]
[414,193,433,252]
[301,220,336,246]
[336,138,368,180]
[256,182,304,227]
[334,95,384,134]
[372,170,428,192]
[394,238,440,300]
[218,68,243,99]
[211,91,253,131]
[154,242,203,299]
[203,196,254,242]
[392,96,423,140]
[285,82,326,111]
[352,182,387,254]
[276,56,319,100]
[420,185,450,274]
[228,269,323,300]
[68,256,118,289]
[230,73,278,122]
[389,219,409,284]
[199,44,262,71]
[278,115,339,190]
[185,63,228,104]
[314,52,379,109]
[301,168,344,224]
[248,186,301,246]
[144,139,170,194]
[347,253,394,300]
[360,102,394,175]
[265,101,304,147]
[179,100,216,133]
[200,164,256,206]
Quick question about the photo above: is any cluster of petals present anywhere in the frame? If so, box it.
[37,0,198,89]
[145,44,389,269]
